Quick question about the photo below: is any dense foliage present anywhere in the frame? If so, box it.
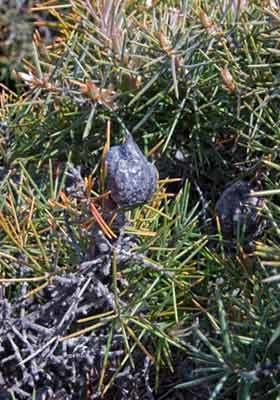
[0,1,279,399]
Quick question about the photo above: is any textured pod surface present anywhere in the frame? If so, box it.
[105,134,158,208]
[215,180,263,239]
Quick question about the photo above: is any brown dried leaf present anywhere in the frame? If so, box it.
[79,80,117,108]
[199,10,222,35]
[220,67,236,92]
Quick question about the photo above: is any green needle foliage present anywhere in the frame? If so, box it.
[1,0,280,398]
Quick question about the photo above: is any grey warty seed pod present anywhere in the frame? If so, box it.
[215,180,263,238]
[105,133,158,208]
